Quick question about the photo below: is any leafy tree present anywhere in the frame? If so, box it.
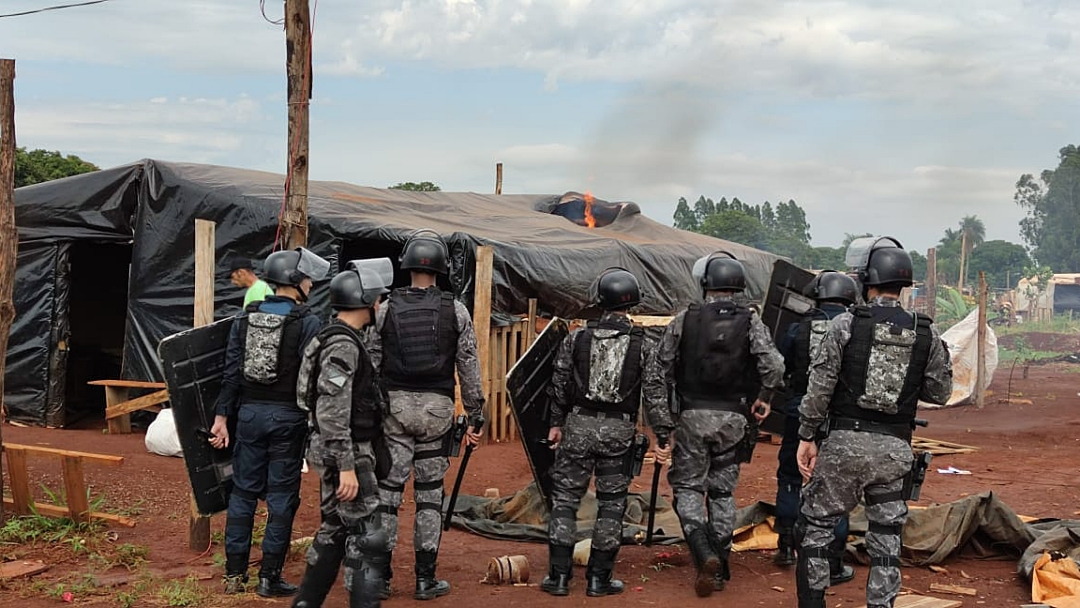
[956,215,985,291]
[700,210,768,249]
[967,240,1031,289]
[673,195,813,264]
[1015,144,1080,271]
[909,250,928,283]
[15,147,99,188]
[673,197,698,232]
[389,181,441,192]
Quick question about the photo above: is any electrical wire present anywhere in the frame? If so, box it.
[259,0,284,26]
[273,0,317,251]
[0,0,113,19]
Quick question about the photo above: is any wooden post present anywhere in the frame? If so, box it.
[283,0,312,249]
[976,271,988,409]
[0,58,18,522]
[925,248,937,318]
[525,298,538,349]
[473,246,494,439]
[495,163,503,195]
[189,218,215,551]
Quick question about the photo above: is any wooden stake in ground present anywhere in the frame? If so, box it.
[976,270,988,409]
[925,247,937,318]
[473,246,494,441]
[0,58,19,523]
[495,162,503,194]
[283,0,312,250]
[188,219,215,551]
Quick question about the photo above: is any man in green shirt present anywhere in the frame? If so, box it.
[230,257,275,307]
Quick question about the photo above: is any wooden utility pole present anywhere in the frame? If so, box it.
[0,58,18,522]
[925,248,937,318]
[283,0,312,249]
[976,271,988,409]
[188,219,215,550]
[495,163,503,194]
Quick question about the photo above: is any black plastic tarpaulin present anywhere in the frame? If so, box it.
[6,159,782,426]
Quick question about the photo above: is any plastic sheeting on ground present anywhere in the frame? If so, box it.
[444,482,780,548]
[1032,552,1080,608]
[921,308,999,408]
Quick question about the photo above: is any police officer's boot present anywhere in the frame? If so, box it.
[774,529,797,567]
[378,552,393,600]
[828,529,855,585]
[798,590,827,608]
[414,550,450,600]
[290,542,344,607]
[714,556,731,592]
[541,544,573,596]
[257,553,299,598]
[223,553,249,595]
[685,529,719,597]
[584,548,624,597]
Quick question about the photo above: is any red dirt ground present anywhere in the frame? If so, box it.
[4,361,1080,607]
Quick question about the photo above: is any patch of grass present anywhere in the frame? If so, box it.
[211,552,226,568]
[251,519,267,547]
[999,348,1060,363]
[106,498,146,519]
[110,543,151,571]
[997,314,1080,336]
[155,574,210,607]
[0,510,104,545]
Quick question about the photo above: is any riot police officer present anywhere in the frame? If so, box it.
[542,267,671,598]
[209,247,329,596]
[645,252,784,597]
[291,259,392,608]
[368,230,485,601]
[795,238,952,608]
[774,271,858,586]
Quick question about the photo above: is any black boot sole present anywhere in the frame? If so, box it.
[695,556,719,598]
[541,584,570,596]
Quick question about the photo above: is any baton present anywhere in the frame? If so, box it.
[442,417,484,532]
[645,436,669,546]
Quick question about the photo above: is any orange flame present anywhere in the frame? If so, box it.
[583,191,597,228]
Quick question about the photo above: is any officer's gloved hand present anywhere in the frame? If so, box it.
[653,434,673,465]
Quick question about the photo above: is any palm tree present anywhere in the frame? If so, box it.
[957,215,986,292]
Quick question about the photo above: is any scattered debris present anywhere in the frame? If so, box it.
[0,560,50,580]
[928,565,949,574]
[771,586,785,592]
[912,436,980,455]
[937,466,972,475]
[484,488,500,499]
[481,555,530,585]
[861,595,963,607]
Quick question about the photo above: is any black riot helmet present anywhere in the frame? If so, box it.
[330,258,393,310]
[264,247,330,289]
[400,229,449,275]
[861,238,913,288]
[693,251,746,292]
[595,267,641,311]
[804,270,859,305]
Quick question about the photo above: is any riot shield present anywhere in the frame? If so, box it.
[505,317,569,509]
[760,259,816,344]
[758,260,815,436]
[157,317,235,516]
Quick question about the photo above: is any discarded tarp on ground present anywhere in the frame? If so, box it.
[6,160,782,426]
[449,487,1080,577]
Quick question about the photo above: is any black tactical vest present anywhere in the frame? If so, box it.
[570,317,644,416]
[302,323,383,443]
[381,287,458,397]
[676,301,753,410]
[787,305,845,399]
[830,305,933,431]
[238,302,309,405]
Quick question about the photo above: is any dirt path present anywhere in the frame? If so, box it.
[4,362,1079,607]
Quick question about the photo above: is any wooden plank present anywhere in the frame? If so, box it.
[526,298,538,349]
[61,455,89,524]
[5,445,32,514]
[104,385,132,434]
[3,443,124,466]
[976,271,988,408]
[929,583,977,597]
[194,219,216,327]
[0,560,50,580]
[508,322,520,442]
[473,246,494,439]
[1,498,136,527]
[88,380,166,389]
[0,58,16,523]
[104,389,170,420]
[860,595,963,608]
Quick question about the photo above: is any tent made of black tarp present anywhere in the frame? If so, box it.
[5,159,781,426]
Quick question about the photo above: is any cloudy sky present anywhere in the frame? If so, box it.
[3,0,1077,252]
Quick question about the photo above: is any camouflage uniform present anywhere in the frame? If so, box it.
[797,296,952,608]
[645,294,784,591]
[545,311,665,594]
[292,320,387,607]
[366,287,484,596]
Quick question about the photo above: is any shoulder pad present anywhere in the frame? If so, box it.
[440,291,455,302]
[244,301,262,313]
[851,305,872,317]
[914,312,934,327]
